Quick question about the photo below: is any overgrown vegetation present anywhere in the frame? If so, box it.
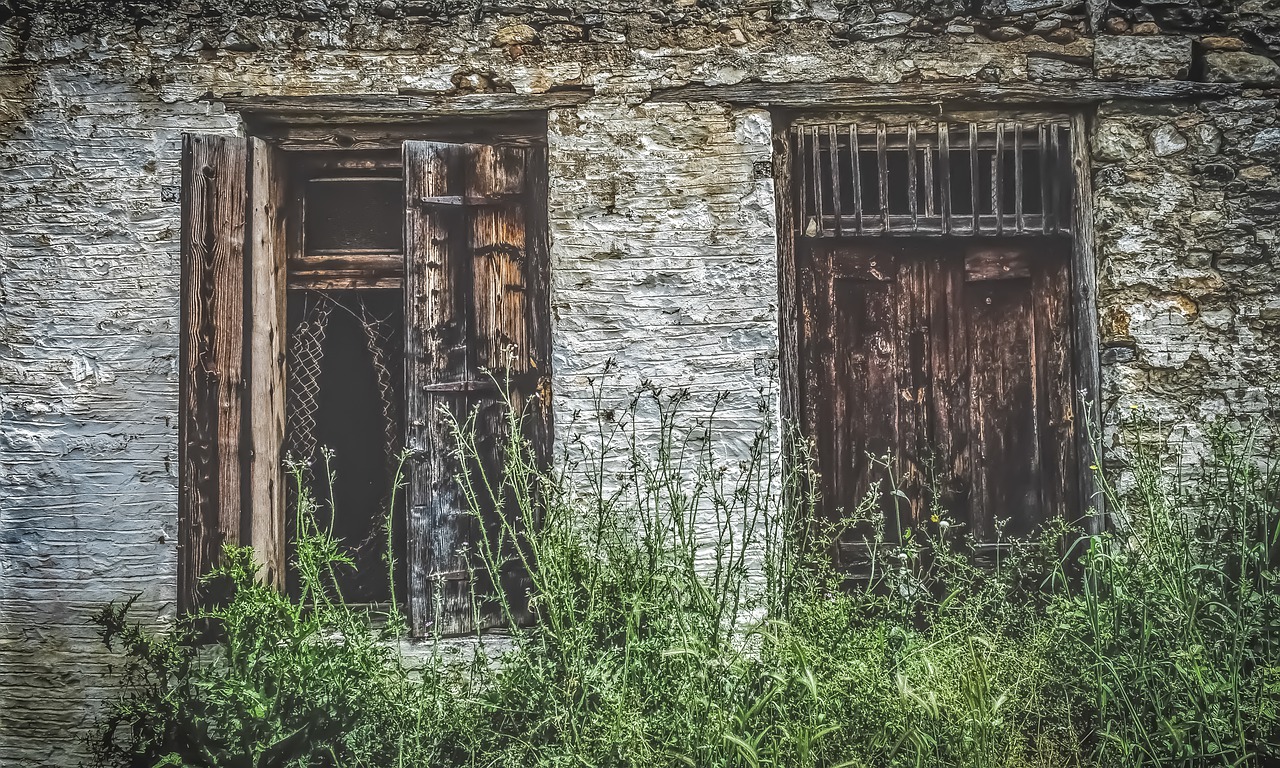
[91,383,1280,767]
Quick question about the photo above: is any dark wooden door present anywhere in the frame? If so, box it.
[799,238,1078,556]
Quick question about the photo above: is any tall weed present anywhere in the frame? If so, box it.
[91,388,1280,768]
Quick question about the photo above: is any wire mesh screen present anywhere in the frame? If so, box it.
[284,292,403,481]
[792,120,1073,237]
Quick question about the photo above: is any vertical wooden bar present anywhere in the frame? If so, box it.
[179,133,248,613]
[246,137,288,589]
[850,124,863,234]
[1040,124,1051,235]
[404,140,470,637]
[923,126,935,222]
[810,126,824,235]
[1069,112,1103,530]
[907,122,919,232]
[969,122,980,234]
[1051,125,1063,234]
[828,124,843,236]
[1014,123,1024,233]
[794,127,809,232]
[877,122,889,232]
[775,123,803,452]
[939,122,951,235]
[994,123,1005,235]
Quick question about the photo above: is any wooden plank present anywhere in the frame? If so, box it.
[467,143,538,629]
[969,123,980,234]
[964,245,1032,280]
[261,120,548,151]
[288,253,404,274]
[877,123,889,232]
[939,122,951,234]
[649,80,1240,107]
[404,140,470,637]
[907,122,919,231]
[178,133,248,613]
[1070,112,1104,529]
[287,274,404,290]
[775,125,803,440]
[965,252,1040,541]
[1033,244,1079,531]
[895,255,929,536]
[225,91,592,120]
[246,137,288,588]
[828,125,843,237]
[808,245,901,558]
[924,251,971,532]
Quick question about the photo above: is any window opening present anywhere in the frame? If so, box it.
[793,119,1072,237]
[304,177,403,255]
[284,152,408,605]
[284,290,405,604]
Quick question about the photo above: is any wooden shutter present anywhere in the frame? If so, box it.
[179,134,288,612]
[800,240,1077,561]
[404,141,550,637]
[179,134,248,612]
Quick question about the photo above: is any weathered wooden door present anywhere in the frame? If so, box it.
[799,238,1078,553]
[404,140,552,636]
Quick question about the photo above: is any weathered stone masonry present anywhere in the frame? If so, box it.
[1,1,1278,764]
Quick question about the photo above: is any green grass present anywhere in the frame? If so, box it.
[90,385,1280,768]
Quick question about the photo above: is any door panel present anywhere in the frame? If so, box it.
[799,238,1076,555]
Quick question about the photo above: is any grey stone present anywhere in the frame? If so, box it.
[1250,128,1280,154]
[297,0,328,20]
[1204,52,1280,85]
[945,23,976,34]
[850,20,909,40]
[1031,18,1061,34]
[1194,123,1223,155]
[988,26,1025,41]
[1028,54,1092,80]
[539,23,584,43]
[493,23,538,46]
[589,28,627,43]
[1094,35,1192,80]
[1005,0,1063,11]
[1149,124,1189,156]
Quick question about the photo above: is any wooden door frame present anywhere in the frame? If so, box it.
[772,107,1104,532]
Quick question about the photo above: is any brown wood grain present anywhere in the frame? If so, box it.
[650,80,1238,108]
[247,137,289,588]
[404,140,467,636]
[799,238,1078,552]
[179,134,248,612]
[403,140,548,636]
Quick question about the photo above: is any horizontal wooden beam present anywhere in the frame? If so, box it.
[219,89,594,120]
[648,80,1240,107]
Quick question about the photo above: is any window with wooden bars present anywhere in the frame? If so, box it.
[178,124,551,637]
[791,118,1073,237]
[783,114,1089,562]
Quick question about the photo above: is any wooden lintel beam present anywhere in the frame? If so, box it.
[219,89,593,120]
[648,80,1240,107]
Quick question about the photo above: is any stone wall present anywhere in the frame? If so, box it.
[1,1,1278,764]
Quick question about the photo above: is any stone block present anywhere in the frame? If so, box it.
[1204,52,1280,85]
[1094,35,1192,80]
[1029,54,1091,80]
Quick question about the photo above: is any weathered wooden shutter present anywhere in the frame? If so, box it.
[404,140,550,637]
[179,134,287,612]
[800,240,1077,563]
[179,135,248,612]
